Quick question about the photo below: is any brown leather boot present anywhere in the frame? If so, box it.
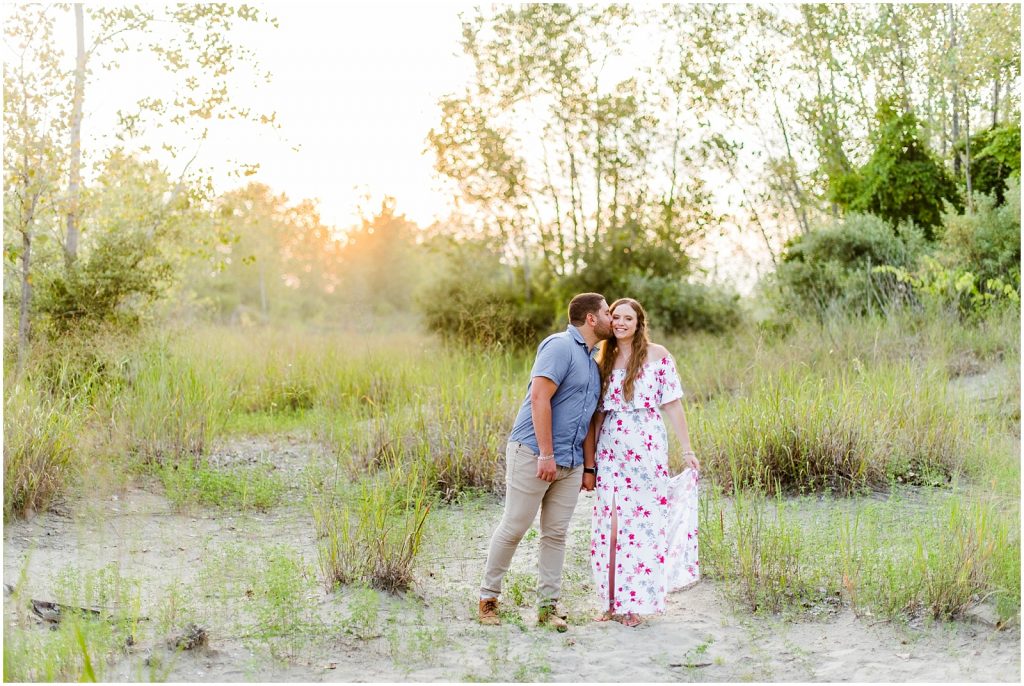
[538,603,568,632]
[478,597,500,626]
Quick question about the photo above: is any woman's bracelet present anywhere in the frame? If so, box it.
[682,450,696,457]
[537,454,555,462]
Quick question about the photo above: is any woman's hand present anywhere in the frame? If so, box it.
[683,452,700,471]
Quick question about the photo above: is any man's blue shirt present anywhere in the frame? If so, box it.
[508,325,601,468]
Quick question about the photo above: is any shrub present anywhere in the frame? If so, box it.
[420,274,556,348]
[626,275,743,335]
[939,178,1021,287]
[771,213,926,317]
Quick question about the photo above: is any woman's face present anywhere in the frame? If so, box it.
[611,303,638,341]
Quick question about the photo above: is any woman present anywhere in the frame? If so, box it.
[590,298,700,627]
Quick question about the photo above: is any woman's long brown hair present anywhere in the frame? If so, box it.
[596,298,650,402]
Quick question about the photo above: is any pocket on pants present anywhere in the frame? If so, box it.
[506,441,536,481]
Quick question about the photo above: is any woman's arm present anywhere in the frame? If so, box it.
[581,411,605,491]
[661,399,699,471]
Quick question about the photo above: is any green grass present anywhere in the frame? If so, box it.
[311,460,433,593]
[2,381,84,521]
[3,562,143,682]
[158,457,286,511]
[699,483,1020,623]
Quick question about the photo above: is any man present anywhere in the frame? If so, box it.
[478,292,613,631]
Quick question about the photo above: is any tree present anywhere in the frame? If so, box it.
[430,5,722,298]
[338,198,426,313]
[831,100,960,238]
[3,6,68,374]
[3,3,278,354]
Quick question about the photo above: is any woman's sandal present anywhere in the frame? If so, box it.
[594,610,642,627]
[614,612,643,627]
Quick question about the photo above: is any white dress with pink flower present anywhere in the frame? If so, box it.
[590,354,699,615]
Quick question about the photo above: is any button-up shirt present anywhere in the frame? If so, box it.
[508,325,601,468]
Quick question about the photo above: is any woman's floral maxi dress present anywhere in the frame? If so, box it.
[590,354,699,614]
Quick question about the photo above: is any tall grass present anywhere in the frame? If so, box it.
[699,484,1020,623]
[113,336,231,462]
[323,348,527,499]
[693,362,972,494]
[311,460,432,593]
[3,382,84,520]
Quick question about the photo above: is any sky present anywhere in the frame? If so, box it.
[52,2,475,230]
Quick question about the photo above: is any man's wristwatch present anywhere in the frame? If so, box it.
[583,467,597,475]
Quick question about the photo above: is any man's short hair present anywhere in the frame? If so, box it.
[568,292,606,326]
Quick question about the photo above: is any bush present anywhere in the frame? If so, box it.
[626,275,743,335]
[940,178,1021,287]
[771,213,926,317]
[421,276,555,348]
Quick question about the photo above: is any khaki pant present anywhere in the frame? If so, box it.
[480,441,583,605]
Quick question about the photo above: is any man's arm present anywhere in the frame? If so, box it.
[530,376,559,482]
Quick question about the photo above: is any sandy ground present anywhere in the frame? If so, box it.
[3,433,1020,682]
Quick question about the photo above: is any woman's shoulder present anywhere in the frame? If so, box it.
[646,343,672,362]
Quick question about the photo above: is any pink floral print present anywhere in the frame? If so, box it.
[590,354,699,614]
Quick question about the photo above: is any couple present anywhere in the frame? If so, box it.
[478,293,700,631]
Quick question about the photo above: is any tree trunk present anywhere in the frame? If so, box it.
[17,224,33,378]
[964,101,973,211]
[949,4,961,176]
[992,70,1000,127]
[258,259,267,318]
[771,87,810,235]
[65,3,86,266]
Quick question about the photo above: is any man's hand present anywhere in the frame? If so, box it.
[536,458,557,482]
[581,472,596,492]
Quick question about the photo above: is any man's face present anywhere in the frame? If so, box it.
[592,300,613,339]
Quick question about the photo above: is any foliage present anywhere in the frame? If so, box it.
[430,5,719,288]
[187,183,342,324]
[419,237,558,348]
[875,257,1020,318]
[771,212,926,317]
[830,101,961,236]
[939,177,1021,286]
[955,121,1022,204]
[338,197,428,313]
[2,382,83,521]
[625,275,742,336]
